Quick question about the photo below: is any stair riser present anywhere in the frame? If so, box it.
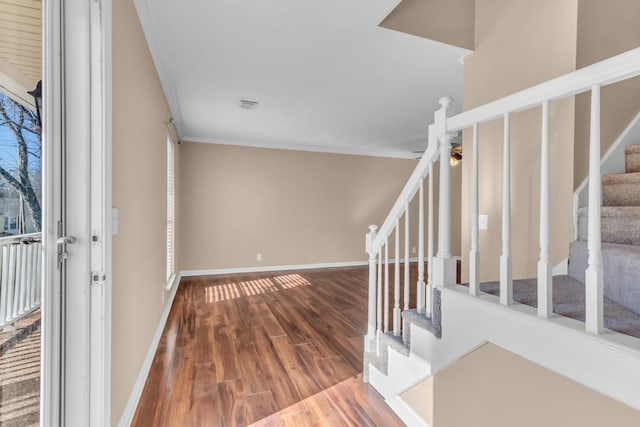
[603,182,640,206]
[626,150,640,173]
[577,214,640,245]
[569,241,640,315]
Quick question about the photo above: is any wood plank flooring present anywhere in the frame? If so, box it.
[132,266,409,426]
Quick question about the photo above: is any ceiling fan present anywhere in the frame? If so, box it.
[412,135,463,166]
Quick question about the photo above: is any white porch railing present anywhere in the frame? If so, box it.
[365,47,640,357]
[0,232,42,329]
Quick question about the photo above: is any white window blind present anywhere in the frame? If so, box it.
[166,135,175,284]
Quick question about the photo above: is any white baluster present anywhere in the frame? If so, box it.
[394,220,401,336]
[433,98,457,288]
[17,245,26,314]
[25,245,33,312]
[417,180,425,313]
[586,85,603,334]
[500,113,513,305]
[35,243,41,305]
[404,203,410,312]
[426,165,434,316]
[438,141,452,259]
[365,225,378,352]
[0,247,7,324]
[538,101,553,317]
[384,240,390,333]
[376,250,382,350]
[6,245,16,322]
[470,123,480,296]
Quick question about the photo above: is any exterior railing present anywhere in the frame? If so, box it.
[364,47,640,357]
[0,232,42,329]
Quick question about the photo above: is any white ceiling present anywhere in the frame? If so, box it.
[134,0,470,158]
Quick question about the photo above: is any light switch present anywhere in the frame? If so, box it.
[479,214,489,230]
[112,208,118,235]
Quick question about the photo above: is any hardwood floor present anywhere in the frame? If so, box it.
[132,266,408,426]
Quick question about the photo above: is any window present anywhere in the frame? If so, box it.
[166,135,175,285]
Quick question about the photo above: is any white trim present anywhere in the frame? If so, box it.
[181,261,369,277]
[386,396,430,427]
[166,272,178,291]
[132,0,185,137]
[180,258,440,277]
[166,134,176,283]
[41,0,63,423]
[552,258,568,276]
[89,0,112,425]
[117,272,182,427]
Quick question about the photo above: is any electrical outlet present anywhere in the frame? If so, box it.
[257,253,262,262]
[412,247,416,254]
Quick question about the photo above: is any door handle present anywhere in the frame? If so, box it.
[56,236,77,245]
[57,236,76,269]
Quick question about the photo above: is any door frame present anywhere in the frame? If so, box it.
[41,0,63,423]
[41,0,112,425]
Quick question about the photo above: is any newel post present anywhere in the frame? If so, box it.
[365,224,378,352]
[433,97,457,288]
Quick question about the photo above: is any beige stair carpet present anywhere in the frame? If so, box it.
[602,171,640,206]
[625,144,640,173]
[577,206,640,245]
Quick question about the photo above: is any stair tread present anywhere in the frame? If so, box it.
[576,207,640,245]
[599,206,640,217]
[602,171,640,183]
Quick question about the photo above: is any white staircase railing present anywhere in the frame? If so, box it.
[0,233,42,329]
[365,98,455,355]
[365,46,640,360]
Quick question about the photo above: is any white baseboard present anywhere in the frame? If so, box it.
[386,396,430,427]
[117,272,182,427]
[181,260,369,276]
[180,257,450,277]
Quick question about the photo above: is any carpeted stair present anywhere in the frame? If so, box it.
[571,144,640,315]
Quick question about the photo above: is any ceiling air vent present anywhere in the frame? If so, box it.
[239,100,259,110]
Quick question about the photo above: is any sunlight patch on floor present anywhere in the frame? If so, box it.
[204,274,311,303]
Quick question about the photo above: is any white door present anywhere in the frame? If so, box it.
[42,0,111,425]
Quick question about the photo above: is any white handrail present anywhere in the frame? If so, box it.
[448,47,640,132]
[372,142,439,253]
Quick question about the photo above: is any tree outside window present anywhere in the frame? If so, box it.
[0,92,42,235]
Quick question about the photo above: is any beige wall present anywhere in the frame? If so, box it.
[111,0,179,422]
[379,0,475,50]
[574,0,640,188]
[403,343,640,426]
[178,142,461,271]
[460,0,578,282]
